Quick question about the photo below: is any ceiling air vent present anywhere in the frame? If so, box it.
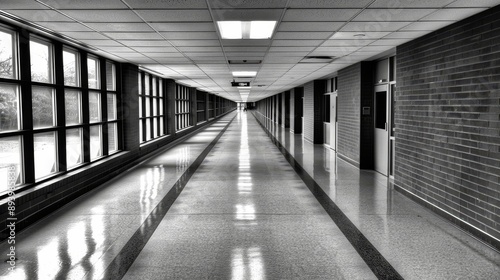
[299,56,335,63]
[228,60,262,64]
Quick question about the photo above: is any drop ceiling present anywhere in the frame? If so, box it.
[1,0,499,102]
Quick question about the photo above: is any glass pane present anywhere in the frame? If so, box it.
[152,77,157,96]
[139,97,143,118]
[0,29,16,79]
[34,132,57,179]
[89,91,101,123]
[138,72,142,95]
[65,90,81,125]
[107,93,116,120]
[88,57,99,89]
[159,79,163,97]
[106,61,115,91]
[159,99,163,115]
[139,120,143,143]
[153,117,158,137]
[145,97,150,117]
[159,117,164,136]
[32,86,54,129]
[153,98,157,116]
[30,39,52,83]
[146,119,151,141]
[375,91,387,129]
[0,83,19,132]
[90,125,102,160]
[144,74,150,95]
[0,136,22,193]
[66,128,82,169]
[108,123,117,152]
[324,94,330,123]
[63,49,78,86]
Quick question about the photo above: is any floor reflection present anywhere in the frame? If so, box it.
[231,247,265,280]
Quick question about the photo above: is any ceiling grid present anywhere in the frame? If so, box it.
[0,0,497,101]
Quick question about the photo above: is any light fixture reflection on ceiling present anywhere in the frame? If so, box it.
[218,21,277,39]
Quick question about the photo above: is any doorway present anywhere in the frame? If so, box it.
[374,84,389,176]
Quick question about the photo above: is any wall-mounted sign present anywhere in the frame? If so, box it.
[231,81,250,87]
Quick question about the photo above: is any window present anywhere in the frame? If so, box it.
[65,90,81,125]
[176,85,191,130]
[0,29,17,79]
[323,94,330,123]
[66,128,82,169]
[88,56,99,89]
[0,83,19,132]
[0,27,22,192]
[30,38,53,84]
[139,71,166,143]
[32,86,55,129]
[0,25,123,194]
[34,132,57,179]
[63,48,79,86]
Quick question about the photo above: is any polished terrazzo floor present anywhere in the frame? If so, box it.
[1,111,499,279]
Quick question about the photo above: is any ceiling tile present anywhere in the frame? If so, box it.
[209,0,288,8]
[169,40,221,47]
[354,9,437,21]
[278,22,344,32]
[80,39,123,46]
[448,0,500,7]
[104,32,164,40]
[331,31,391,40]
[321,39,375,47]
[271,40,324,47]
[136,10,212,22]
[124,0,208,9]
[421,8,487,21]
[0,1,48,9]
[224,46,268,52]
[61,10,143,22]
[265,57,302,63]
[4,10,71,21]
[59,31,109,40]
[289,0,373,8]
[96,46,135,52]
[400,21,456,31]
[269,46,316,52]
[274,32,333,40]
[35,22,92,32]
[131,46,178,52]
[150,23,215,32]
[266,52,310,57]
[40,0,128,9]
[283,9,359,21]
[119,40,172,47]
[383,31,432,39]
[85,22,154,32]
[211,9,283,21]
[177,46,223,52]
[341,21,412,32]
[369,39,412,46]
[369,0,455,8]
[161,32,219,40]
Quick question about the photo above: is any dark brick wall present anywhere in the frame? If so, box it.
[338,63,361,165]
[396,6,500,246]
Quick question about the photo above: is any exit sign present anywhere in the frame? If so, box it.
[231,81,250,87]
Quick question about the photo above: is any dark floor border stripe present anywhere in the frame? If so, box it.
[251,113,404,280]
[100,115,235,280]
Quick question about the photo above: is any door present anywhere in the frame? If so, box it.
[374,85,389,176]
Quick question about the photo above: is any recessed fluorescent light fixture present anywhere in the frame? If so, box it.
[232,71,257,77]
[237,86,251,89]
[218,21,277,39]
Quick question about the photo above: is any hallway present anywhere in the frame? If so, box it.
[1,111,499,279]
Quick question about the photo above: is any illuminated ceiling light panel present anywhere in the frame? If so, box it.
[218,21,277,39]
[232,71,257,77]
[250,21,276,39]
[217,21,242,39]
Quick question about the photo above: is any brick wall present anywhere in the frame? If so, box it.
[338,63,361,165]
[396,6,500,247]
